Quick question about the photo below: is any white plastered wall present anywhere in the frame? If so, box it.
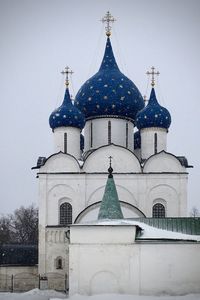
[38,146,188,275]
[141,127,167,160]
[53,126,81,159]
[69,225,200,296]
[84,118,133,152]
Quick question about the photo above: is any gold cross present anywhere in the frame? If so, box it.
[146,66,160,87]
[101,11,116,37]
[61,66,73,88]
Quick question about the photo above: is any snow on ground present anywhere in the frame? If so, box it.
[0,290,200,300]
[0,288,66,300]
[79,219,200,241]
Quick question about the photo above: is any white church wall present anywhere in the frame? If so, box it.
[40,153,80,173]
[53,127,81,159]
[69,225,200,296]
[141,127,167,160]
[143,151,185,173]
[83,144,141,173]
[84,118,133,152]
[45,227,69,274]
[139,243,200,295]
[69,225,140,295]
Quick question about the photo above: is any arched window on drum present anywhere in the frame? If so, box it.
[152,203,165,218]
[60,202,72,225]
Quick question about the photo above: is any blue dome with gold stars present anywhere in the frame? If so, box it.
[49,88,85,130]
[74,38,144,123]
[136,88,171,130]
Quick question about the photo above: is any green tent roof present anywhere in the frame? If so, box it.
[98,175,124,220]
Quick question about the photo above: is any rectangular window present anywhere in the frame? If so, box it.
[64,133,67,153]
[154,133,157,154]
[126,123,128,148]
[108,121,111,144]
[90,122,93,148]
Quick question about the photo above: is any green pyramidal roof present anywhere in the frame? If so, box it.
[98,175,124,220]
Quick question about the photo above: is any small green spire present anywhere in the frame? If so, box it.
[98,158,124,220]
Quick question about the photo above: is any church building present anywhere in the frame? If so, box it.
[33,12,200,296]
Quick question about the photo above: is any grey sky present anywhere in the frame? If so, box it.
[0,0,199,214]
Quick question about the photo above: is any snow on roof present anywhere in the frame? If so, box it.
[75,219,200,242]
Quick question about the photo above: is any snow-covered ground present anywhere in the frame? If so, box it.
[0,290,200,300]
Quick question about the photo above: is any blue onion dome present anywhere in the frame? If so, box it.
[49,88,85,130]
[135,88,171,130]
[134,130,141,149]
[74,37,144,123]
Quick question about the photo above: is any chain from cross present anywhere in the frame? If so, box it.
[61,66,74,88]
[143,95,148,105]
[146,66,160,87]
[109,156,113,167]
[108,156,113,178]
[101,11,116,37]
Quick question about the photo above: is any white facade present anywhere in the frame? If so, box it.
[84,118,133,152]
[140,127,167,160]
[53,126,81,159]
[69,225,200,296]
[37,143,188,277]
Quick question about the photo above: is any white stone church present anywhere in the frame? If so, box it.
[33,12,200,296]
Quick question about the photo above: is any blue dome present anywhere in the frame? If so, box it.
[74,38,144,123]
[49,88,85,130]
[136,88,171,130]
[134,130,141,149]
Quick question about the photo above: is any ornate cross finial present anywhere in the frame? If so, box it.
[108,156,113,178]
[61,66,73,88]
[101,11,116,37]
[146,66,160,87]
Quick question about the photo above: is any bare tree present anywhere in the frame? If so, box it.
[10,204,38,244]
[0,204,38,245]
[190,206,200,217]
[0,216,12,245]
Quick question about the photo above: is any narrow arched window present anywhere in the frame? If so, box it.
[126,123,128,148]
[60,202,72,225]
[64,133,67,153]
[154,133,157,154]
[152,203,165,218]
[90,122,93,148]
[56,258,63,269]
[108,120,111,144]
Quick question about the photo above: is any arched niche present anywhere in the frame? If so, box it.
[143,151,185,173]
[39,152,80,173]
[74,201,145,223]
[83,144,141,173]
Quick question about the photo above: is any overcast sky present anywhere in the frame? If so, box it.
[0,0,199,214]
